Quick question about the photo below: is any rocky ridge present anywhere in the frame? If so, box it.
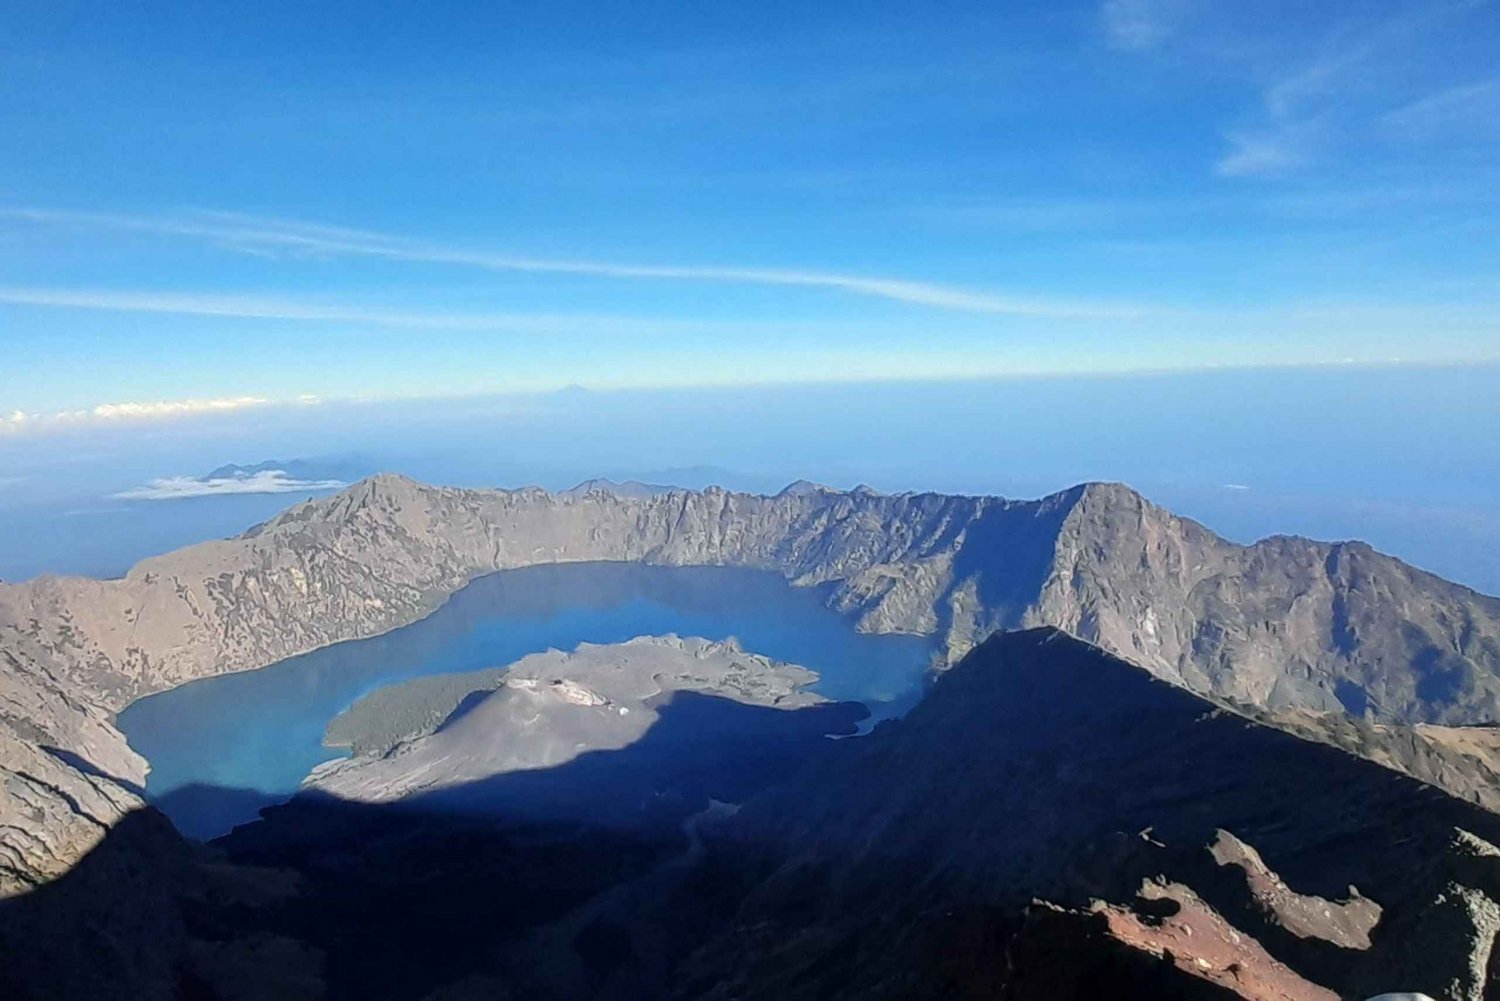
[1247,706,1500,813]
[3,474,1500,891]
[677,628,1500,1000]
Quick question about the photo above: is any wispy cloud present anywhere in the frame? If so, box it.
[1111,1,1493,177]
[0,396,287,436]
[5,278,1497,355]
[1100,0,1189,52]
[1,207,1149,320]
[1214,71,1345,179]
[0,286,747,333]
[113,468,346,501]
[1382,77,1500,139]
[1214,123,1317,178]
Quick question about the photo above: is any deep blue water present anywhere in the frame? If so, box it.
[117,563,935,838]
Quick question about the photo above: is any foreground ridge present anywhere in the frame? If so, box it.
[681,628,1500,1000]
[5,628,1498,999]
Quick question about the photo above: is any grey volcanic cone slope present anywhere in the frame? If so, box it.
[3,474,1500,890]
[307,635,827,804]
[684,628,1500,1001]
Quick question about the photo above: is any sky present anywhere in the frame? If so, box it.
[2,0,1499,421]
[0,2,1498,593]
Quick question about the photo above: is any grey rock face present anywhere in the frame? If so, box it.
[0,647,145,896]
[1027,483,1500,724]
[3,474,1500,890]
[323,665,514,759]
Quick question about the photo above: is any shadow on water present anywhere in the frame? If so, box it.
[1,692,866,1001]
[151,786,289,841]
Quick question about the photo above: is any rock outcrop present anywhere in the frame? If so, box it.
[1005,888,1341,1001]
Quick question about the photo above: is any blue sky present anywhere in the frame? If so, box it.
[2,0,1498,425]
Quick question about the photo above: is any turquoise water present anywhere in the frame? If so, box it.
[117,563,936,838]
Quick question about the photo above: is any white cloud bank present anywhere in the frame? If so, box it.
[113,468,347,501]
[90,396,272,420]
[0,396,307,436]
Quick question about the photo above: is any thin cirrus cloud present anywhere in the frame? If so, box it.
[0,285,1009,337]
[1215,130,1308,179]
[0,286,761,334]
[1,207,1150,321]
[112,468,347,501]
[1106,0,1492,178]
[1381,77,1500,139]
[3,280,1495,349]
[1099,0,1188,52]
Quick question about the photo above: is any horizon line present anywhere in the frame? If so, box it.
[4,356,1496,440]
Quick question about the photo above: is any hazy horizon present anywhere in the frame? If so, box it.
[3,2,1498,585]
[3,363,1497,597]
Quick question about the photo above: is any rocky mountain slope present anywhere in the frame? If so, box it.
[1247,705,1500,813]
[3,474,1500,891]
[676,628,1500,1001]
[0,646,146,895]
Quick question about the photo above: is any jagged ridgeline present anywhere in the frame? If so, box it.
[3,474,1500,893]
[4,475,1500,1000]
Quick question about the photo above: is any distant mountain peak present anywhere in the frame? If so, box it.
[205,460,290,479]
[202,456,376,485]
[777,479,831,497]
[1072,479,1150,507]
[560,478,676,500]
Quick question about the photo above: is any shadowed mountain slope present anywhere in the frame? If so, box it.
[681,628,1500,1001]
[0,691,866,1001]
